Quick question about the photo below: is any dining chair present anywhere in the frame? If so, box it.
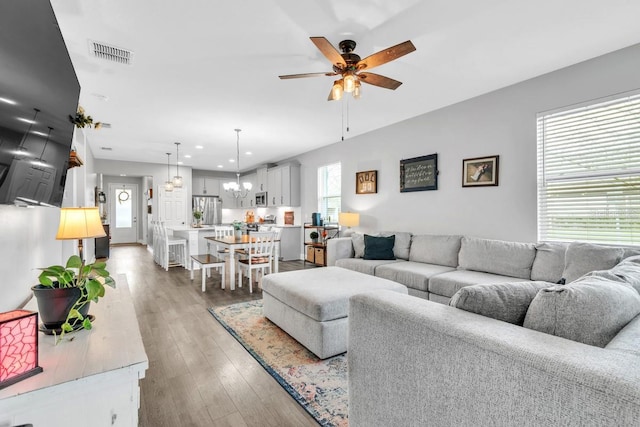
[190,242,225,292]
[213,225,234,256]
[237,231,275,293]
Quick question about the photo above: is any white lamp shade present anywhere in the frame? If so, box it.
[243,182,253,191]
[56,207,106,240]
[339,212,360,228]
[172,175,183,188]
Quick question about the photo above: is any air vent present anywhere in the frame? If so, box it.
[100,147,113,151]
[89,40,134,65]
[99,123,112,129]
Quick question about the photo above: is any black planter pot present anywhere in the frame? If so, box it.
[31,285,90,329]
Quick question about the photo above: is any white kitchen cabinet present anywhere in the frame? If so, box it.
[192,175,206,195]
[268,164,300,207]
[277,225,302,260]
[237,173,256,209]
[219,178,238,208]
[192,176,220,196]
[0,276,148,427]
[256,167,268,192]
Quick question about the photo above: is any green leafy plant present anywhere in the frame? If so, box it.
[309,231,319,240]
[232,220,243,230]
[193,210,203,220]
[38,255,115,343]
[69,106,102,129]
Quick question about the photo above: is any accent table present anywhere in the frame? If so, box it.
[0,274,148,427]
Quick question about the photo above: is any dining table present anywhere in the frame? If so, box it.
[204,234,280,290]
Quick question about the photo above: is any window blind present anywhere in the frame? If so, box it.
[537,91,640,245]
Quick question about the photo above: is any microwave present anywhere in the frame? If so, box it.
[255,192,268,207]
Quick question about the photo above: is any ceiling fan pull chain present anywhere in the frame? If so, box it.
[341,98,345,141]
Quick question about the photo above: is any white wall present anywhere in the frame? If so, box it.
[293,43,640,243]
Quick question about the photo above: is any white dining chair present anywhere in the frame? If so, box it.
[237,231,275,293]
[190,242,225,292]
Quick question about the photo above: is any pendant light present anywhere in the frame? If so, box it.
[172,142,183,188]
[12,107,40,157]
[223,129,252,198]
[164,153,174,192]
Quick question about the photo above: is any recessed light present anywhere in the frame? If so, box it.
[0,97,16,105]
[245,151,252,155]
[217,165,223,168]
[229,159,235,163]
[18,117,36,124]
[120,174,126,177]
[195,145,203,149]
[184,154,192,158]
[178,161,183,165]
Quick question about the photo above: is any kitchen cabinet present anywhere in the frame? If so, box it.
[276,226,302,261]
[303,224,337,266]
[192,176,220,196]
[268,163,300,207]
[256,167,268,192]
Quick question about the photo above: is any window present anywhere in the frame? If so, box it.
[318,162,341,222]
[537,91,640,245]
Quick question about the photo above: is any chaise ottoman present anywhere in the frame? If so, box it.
[262,266,408,359]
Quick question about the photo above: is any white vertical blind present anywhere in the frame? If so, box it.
[318,162,341,222]
[537,91,640,245]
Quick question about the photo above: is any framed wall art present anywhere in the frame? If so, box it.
[356,170,377,194]
[400,153,438,192]
[462,155,499,187]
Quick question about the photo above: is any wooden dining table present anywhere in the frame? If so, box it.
[204,234,280,290]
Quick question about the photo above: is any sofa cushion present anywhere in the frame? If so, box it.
[351,232,367,258]
[409,234,462,267]
[605,315,640,357]
[335,258,402,276]
[523,275,640,347]
[449,281,552,325]
[380,231,412,260]
[363,234,396,260]
[376,262,456,292]
[531,242,568,283]
[458,237,536,279]
[587,256,640,294]
[562,242,624,283]
[428,269,531,299]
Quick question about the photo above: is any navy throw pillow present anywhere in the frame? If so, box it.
[363,234,396,260]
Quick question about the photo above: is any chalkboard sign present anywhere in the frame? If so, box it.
[400,153,438,192]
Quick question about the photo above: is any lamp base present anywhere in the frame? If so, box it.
[0,365,43,390]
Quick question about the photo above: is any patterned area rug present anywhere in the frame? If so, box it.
[208,300,348,427]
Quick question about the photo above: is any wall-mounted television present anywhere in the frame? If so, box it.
[0,0,80,207]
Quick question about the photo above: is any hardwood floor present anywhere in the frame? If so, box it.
[105,244,319,427]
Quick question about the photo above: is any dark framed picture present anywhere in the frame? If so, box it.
[462,155,499,187]
[400,153,438,192]
[356,170,377,194]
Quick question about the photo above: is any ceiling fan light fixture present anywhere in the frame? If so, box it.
[353,80,362,99]
[343,73,356,93]
[331,80,344,100]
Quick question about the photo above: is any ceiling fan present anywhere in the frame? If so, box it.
[279,37,416,101]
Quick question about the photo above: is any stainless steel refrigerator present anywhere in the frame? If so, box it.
[192,196,222,225]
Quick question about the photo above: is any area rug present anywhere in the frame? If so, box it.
[208,300,348,427]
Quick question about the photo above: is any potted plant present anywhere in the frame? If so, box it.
[193,210,203,227]
[69,106,102,129]
[32,255,115,344]
[310,231,319,243]
[232,220,243,239]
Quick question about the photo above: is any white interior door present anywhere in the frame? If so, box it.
[109,183,138,244]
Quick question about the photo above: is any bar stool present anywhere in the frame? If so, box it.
[160,223,187,271]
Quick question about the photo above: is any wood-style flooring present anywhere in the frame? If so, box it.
[105,244,319,427]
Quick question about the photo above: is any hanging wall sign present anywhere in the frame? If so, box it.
[400,153,438,192]
[356,170,377,194]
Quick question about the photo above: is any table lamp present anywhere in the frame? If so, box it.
[0,310,43,389]
[339,212,360,230]
[56,207,106,261]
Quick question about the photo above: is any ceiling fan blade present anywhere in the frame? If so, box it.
[358,72,403,90]
[279,72,336,79]
[310,36,346,68]
[357,40,416,70]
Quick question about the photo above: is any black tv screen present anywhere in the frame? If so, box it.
[0,0,80,207]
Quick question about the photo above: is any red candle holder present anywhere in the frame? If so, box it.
[0,310,43,389]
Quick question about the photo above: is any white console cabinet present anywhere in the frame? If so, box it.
[0,275,148,427]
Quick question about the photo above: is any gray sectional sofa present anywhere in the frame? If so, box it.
[327,233,640,425]
[327,232,635,303]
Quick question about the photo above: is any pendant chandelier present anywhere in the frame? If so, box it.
[172,142,183,188]
[164,152,174,192]
[223,129,252,198]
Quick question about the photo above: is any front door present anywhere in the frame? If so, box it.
[109,183,138,244]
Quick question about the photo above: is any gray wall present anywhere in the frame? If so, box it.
[294,43,640,243]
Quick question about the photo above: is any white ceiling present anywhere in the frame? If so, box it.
[50,0,640,173]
